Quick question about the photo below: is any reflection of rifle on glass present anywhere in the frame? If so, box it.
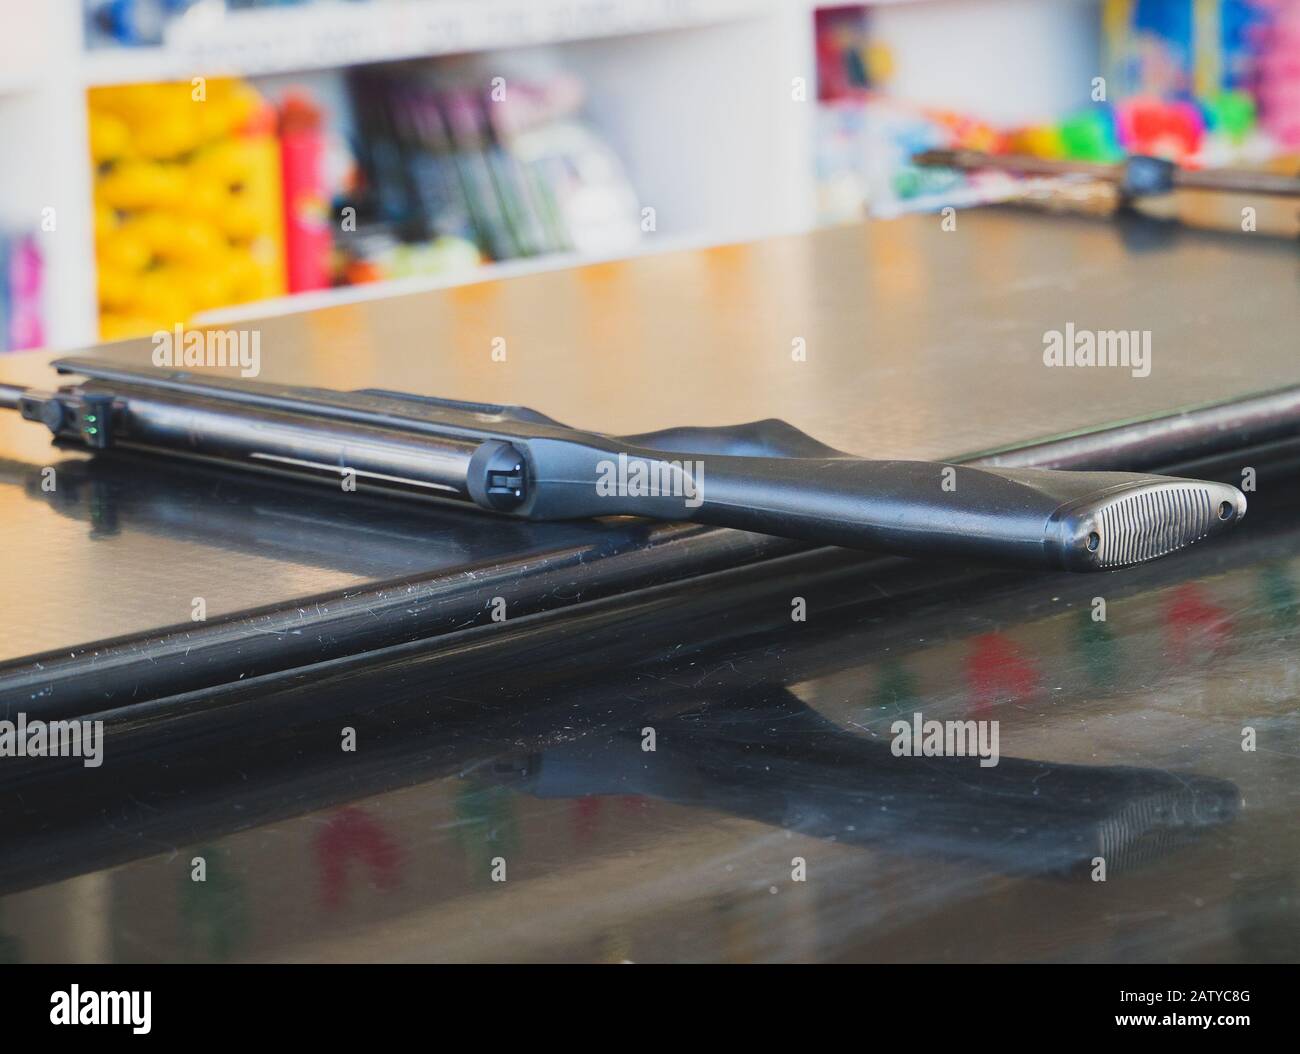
[0,671,1239,894]
[479,686,1240,880]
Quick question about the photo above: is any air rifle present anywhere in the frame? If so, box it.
[0,356,1246,572]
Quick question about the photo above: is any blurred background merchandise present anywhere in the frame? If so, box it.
[89,78,286,340]
[0,0,1294,349]
[816,0,1300,220]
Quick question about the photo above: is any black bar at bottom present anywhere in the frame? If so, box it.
[0,965,1288,1039]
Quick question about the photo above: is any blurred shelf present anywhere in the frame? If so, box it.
[192,231,718,324]
[33,0,812,351]
[81,0,774,86]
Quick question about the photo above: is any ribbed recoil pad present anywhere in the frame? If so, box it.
[1032,472,1247,571]
[1093,483,1236,569]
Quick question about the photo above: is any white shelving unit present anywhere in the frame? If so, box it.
[81,0,776,85]
[1,0,1098,349]
[3,0,820,349]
